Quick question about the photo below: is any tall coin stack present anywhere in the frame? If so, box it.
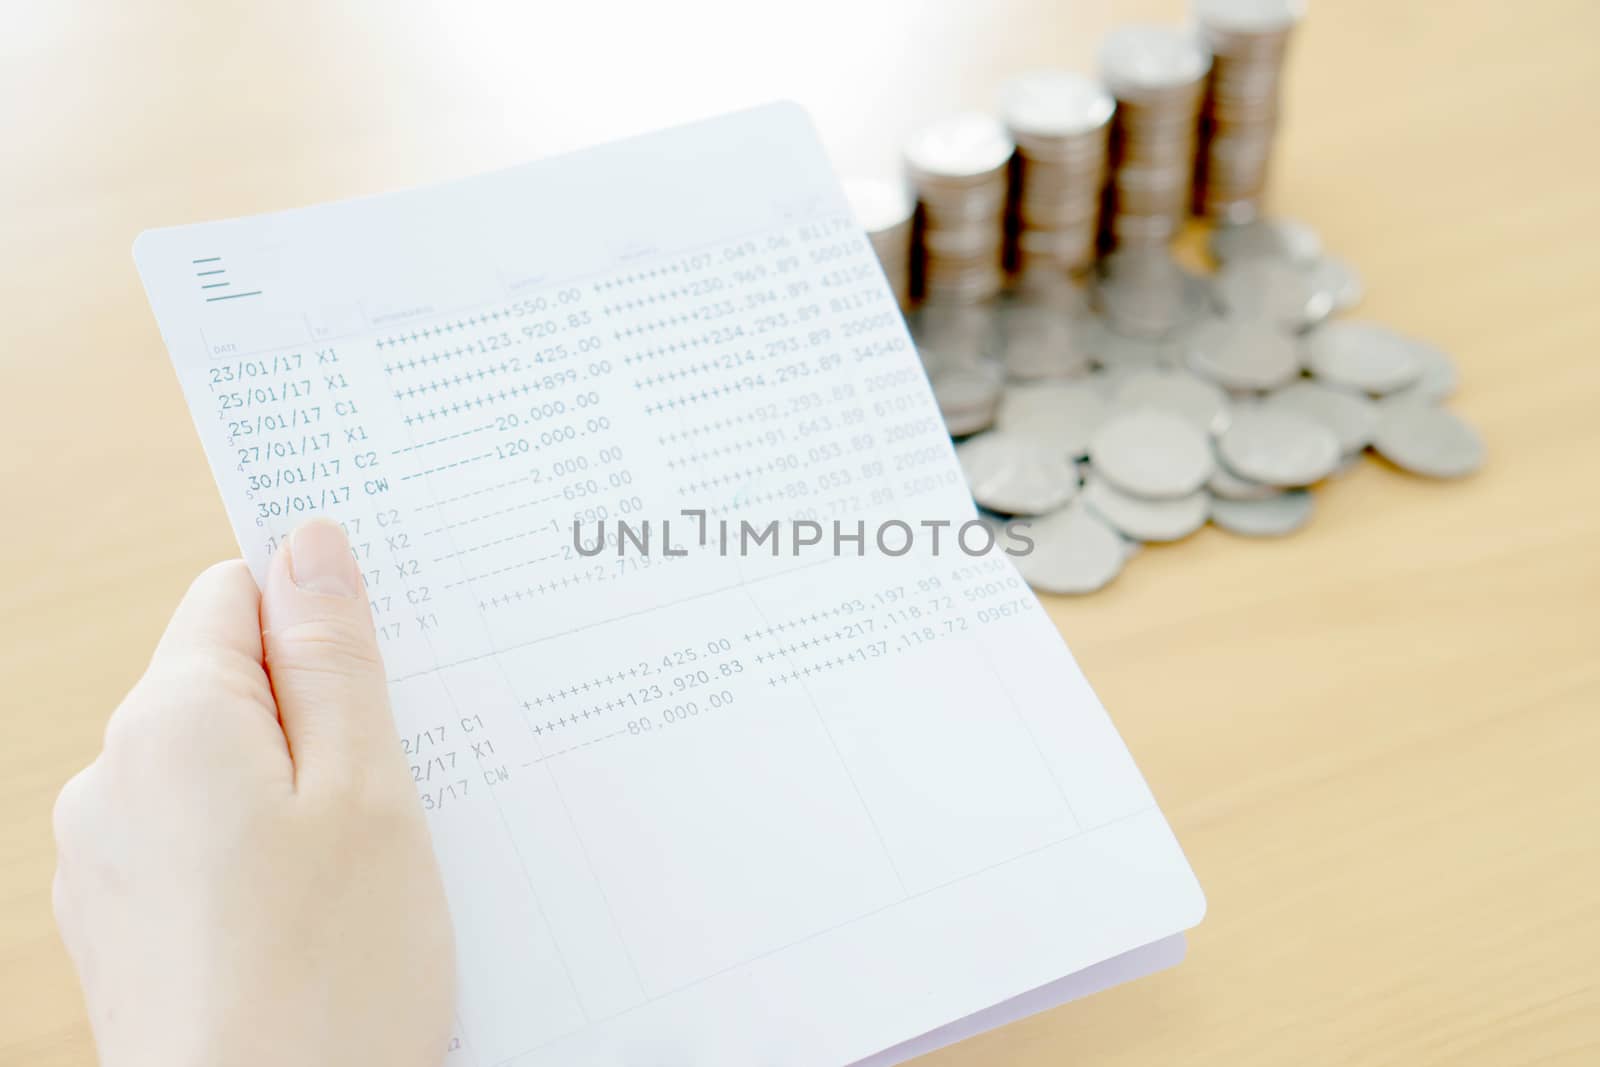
[997,71,1114,287]
[844,177,915,311]
[905,114,1015,303]
[1098,26,1211,249]
[1192,0,1305,222]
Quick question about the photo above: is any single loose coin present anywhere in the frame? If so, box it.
[1307,256,1363,313]
[1210,490,1314,537]
[994,298,1093,381]
[1209,217,1322,266]
[1093,250,1209,340]
[1388,340,1460,403]
[942,405,996,437]
[996,381,1108,459]
[1083,476,1209,542]
[932,367,1002,436]
[1213,258,1333,332]
[1113,367,1231,436]
[1182,315,1302,391]
[1304,320,1425,395]
[1091,322,1182,370]
[1011,504,1128,595]
[1207,455,1278,500]
[1090,360,1153,401]
[1088,408,1215,498]
[1266,380,1379,454]
[957,432,1081,514]
[1371,401,1485,479]
[1217,406,1341,487]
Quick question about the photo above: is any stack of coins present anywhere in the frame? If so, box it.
[1192,0,1305,221]
[844,177,915,310]
[905,113,1015,303]
[1098,26,1211,249]
[910,303,1004,436]
[996,71,1114,285]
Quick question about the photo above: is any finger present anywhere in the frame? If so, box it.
[260,519,397,790]
[150,560,264,675]
[117,561,286,766]
[52,763,97,860]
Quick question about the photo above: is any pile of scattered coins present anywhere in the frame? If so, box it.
[916,221,1485,594]
[845,0,1485,596]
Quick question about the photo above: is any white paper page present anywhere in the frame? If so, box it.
[135,102,1203,1067]
[855,934,1186,1067]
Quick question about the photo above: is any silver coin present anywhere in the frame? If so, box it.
[999,70,1115,138]
[1207,455,1279,500]
[1088,408,1214,499]
[1306,255,1363,313]
[911,303,998,366]
[1093,250,1209,340]
[1266,380,1379,454]
[1328,450,1365,479]
[1213,258,1333,332]
[996,381,1108,459]
[1098,25,1211,95]
[932,367,1002,411]
[1182,315,1302,391]
[957,432,1081,514]
[1113,367,1231,436]
[1304,320,1424,395]
[1194,0,1306,34]
[1090,318,1182,369]
[943,406,996,437]
[932,365,1003,436]
[994,298,1094,380]
[1209,217,1322,266]
[1083,475,1209,542]
[1387,339,1460,403]
[1371,400,1485,479]
[904,113,1015,180]
[1209,490,1314,537]
[842,177,915,235]
[1216,406,1341,487]
[1089,360,1151,400]
[1011,504,1127,595]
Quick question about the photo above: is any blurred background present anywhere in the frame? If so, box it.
[2,2,1598,1065]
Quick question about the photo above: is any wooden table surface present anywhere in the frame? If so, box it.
[3,1,1597,1063]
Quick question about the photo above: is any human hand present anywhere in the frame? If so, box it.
[52,519,455,1067]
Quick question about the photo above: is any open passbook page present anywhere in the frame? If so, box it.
[135,103,1202,1067]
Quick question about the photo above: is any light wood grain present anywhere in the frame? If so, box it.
[3,1,1597,1064]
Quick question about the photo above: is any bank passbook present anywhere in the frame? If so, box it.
[135,103,1203,1067]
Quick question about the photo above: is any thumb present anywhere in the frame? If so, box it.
[261,518,396,789]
